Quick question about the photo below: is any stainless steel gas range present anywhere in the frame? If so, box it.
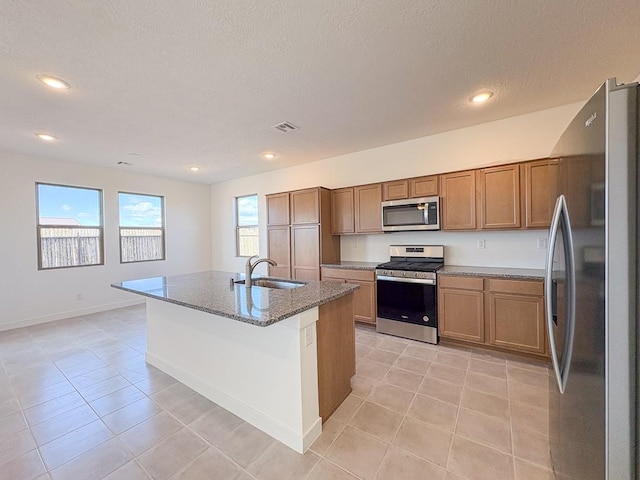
[375,245,444,344]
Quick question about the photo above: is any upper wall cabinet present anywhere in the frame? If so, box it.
[440,170,477,230]
[478,164,521,229]
[409,175,439,198]
[382,180,409,201]
[332,184,383,234]
[331,188,355,235]
[266,192,290,226]
[382,175,440,201]
[523,158,559,229]
[290,188,320,225]
[354,184,383,233]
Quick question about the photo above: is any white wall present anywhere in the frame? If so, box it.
[210,101,584,273]
[0,152,212,331]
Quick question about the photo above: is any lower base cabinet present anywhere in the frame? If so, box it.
[321,267,376,325]
[438,276,484,343]
[438,275,547,358]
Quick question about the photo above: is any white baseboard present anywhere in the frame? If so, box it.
[146,351,322,453]
[0,299,144,332]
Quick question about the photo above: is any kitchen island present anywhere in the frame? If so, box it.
[112,270,358,453]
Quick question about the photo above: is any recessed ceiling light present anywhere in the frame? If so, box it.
[35,133,57,141]
[36,74,71,90]
[470,91,493,104]
[262,152,276,160]
[188,165,201,172]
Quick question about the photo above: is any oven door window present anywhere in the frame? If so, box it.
[377,279,437,327]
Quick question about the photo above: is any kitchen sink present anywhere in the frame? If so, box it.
[234,278,306,289]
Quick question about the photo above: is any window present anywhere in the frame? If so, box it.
[236,194,259,257]
[36,183,104,269]
[119,192,165,263]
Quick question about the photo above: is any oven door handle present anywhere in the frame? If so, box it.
[376,275,436,285]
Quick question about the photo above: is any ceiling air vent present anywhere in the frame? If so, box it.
[272,121,299,133]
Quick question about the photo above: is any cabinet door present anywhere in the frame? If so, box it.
[354,184,382,233]
[440,171,477,230]
[352,280,376,324]
[488,293,546,355]
[331,188,355,234]
[409,175,439,198]
[291,225,320,280]
[290,188,320,225]
[524,159,559,229]
[382,180,408,201]
[266,193,290,226]
[478,165,521,229]
[267,226,291,279]
[438,288,485,343]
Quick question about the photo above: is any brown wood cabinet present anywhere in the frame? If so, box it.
[487,279,546,355]
[382,180,409,201]
[331,188,355,234]
[266,187,339,281]
[266,192,290,226]
[316,293,355,421]
[266,226,291,279]
[321,267,376,325]
[523,159,558,229]
[478,164,521,229]
[440,170,477,230]
[291,225,321,281]
[290,188,320,225]
[409,175,439,198]
[354,184,383,233]
[438,276,484,343]
[438,274,547,358]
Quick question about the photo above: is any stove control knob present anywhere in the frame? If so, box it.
[402,272,406,277]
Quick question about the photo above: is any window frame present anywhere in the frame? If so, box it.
[235,194,259,258]
[36,182,105,270]
[118,191,166,264]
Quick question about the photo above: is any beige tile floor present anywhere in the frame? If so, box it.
[0,305,554,480]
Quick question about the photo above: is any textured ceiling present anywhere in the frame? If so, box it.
[1,1,639,184]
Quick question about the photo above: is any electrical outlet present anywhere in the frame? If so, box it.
[537,237,548,249]
[477,239,486,249]
[304,326,313,346]
[75,293,83,301]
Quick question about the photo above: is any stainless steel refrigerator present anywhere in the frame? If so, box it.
[545,78,638,479]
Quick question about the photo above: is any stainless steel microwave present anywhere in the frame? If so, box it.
[381,196,440,232]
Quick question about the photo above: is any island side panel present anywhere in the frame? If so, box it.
[144,298,321,453]
[316,292,355,421]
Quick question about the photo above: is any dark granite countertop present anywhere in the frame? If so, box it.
[112,270,358,326]
[438,265,545,280]
[320,261,381,271]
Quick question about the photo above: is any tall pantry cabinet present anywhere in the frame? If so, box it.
[266,187,340,281]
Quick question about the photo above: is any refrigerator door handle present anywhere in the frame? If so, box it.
[545,195,576,394]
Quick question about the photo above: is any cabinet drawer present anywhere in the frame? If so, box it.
[321,267,375,282]
[488,279,543,296]
[438,275,483,290]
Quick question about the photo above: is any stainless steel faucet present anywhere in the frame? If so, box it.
[245,255,277,288]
